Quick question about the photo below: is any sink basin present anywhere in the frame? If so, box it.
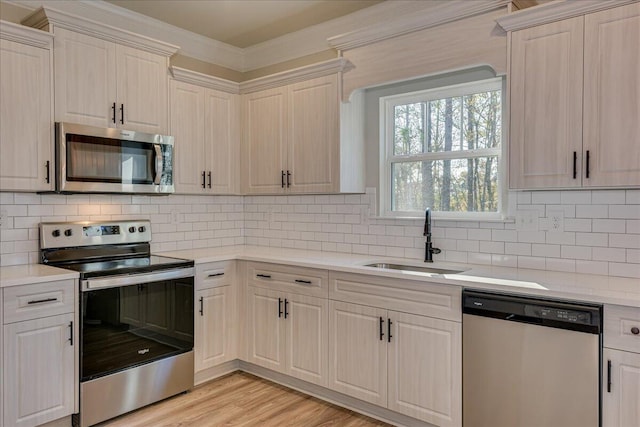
[364,263,465,275]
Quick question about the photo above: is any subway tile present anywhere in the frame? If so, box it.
[516,231,546,243]
[563,218,591,232]
[517,256,546,270]
[467,252,492,265]
[575,232,608,247]
[609,234,640,249]
[592,219,625,233]
[592,247,626,262]
[14,193,41,204]
[446,228,468,240]
[609,263,640,279]
[545,258,576,273]
[491,254,518,268]
[560,191,591,204]
[480,241,504,254]
[626,249,640,264]
[575,260,608,276]
[626,189,640,204]
[491,229,517,242]
[546,232,575,245]
[592,190,626,204]
[531,191,561,204]
[561,245,592,260]
[457,240,479,252]
[468,229,491,241]
[505,242,531,256]
[532,244,561,258]
[608,204,640,219]
[576,204,608,219]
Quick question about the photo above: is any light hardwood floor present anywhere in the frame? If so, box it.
[98,372,393,427]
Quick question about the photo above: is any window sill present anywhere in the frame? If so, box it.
[370,215,515,223]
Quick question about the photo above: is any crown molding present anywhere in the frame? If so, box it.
[22,6,179,57]
[496,0,638,31]
[0,19,52,48]
[170,67,240,94]
[240,58,353,94]
[328,0,511,51]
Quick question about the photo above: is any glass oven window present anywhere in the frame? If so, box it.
[81,278,194,381]
[66,134,154,184]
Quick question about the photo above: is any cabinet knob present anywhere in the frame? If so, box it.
[631,327,639,335]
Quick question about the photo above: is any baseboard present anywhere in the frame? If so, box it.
[237,361,436,427]
[194,359,241,386]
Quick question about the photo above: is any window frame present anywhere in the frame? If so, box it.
[379,77,506,219]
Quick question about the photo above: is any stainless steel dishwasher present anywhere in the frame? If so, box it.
[462,290,602,427]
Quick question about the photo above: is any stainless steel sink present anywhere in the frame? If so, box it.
[364,263,465,275]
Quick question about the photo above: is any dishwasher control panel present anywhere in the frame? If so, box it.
[525,305,591,325]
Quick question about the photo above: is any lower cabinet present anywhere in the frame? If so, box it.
[603,349,640,427]
[3,313,76,427]
[195,285,236,371]
[329,300,462,427]
[247,286,328,386]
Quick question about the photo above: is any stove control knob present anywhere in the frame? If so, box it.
[129,226,136,233]
[138,226,146,233]
[64,229,73,237]
[52,229,61,237]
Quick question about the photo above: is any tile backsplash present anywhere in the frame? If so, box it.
[1,189,639,279]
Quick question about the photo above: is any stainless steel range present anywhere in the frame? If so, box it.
[40,220,194,427]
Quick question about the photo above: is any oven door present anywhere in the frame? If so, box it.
[80,270,193,382]
[56,122,174,194]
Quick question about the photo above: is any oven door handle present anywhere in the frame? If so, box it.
[153,144,163,185]
[81,267,194,291]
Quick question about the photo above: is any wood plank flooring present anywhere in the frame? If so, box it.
[98,372,393,427]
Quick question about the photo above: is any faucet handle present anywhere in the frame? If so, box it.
[432,247,441,255]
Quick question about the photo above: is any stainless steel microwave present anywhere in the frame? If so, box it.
[55,122,174,194]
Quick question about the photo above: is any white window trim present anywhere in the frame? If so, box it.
[379,77,506,219]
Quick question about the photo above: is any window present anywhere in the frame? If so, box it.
[380,78,504,218]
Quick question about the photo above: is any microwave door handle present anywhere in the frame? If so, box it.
[153,144,163,185]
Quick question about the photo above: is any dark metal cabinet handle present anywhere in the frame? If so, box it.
[256,274,271,279]
[607,360,612,392]
[284,299,289,319]
[631,326,640,335]
[112,102,116,123]
[208,171,212,188]
[286,170,291,188]
[202,171,206,188]
[207,273,225,278]
[28,297,57,305]
[68,321,74,346]
[199,296,204,316]
[379,317,385,341]
[294,279,312,284]
[281,170,285,188]
[387,318,393,343]
[45,160,50,183]
[119,103,124,124]
[572,151,577,179]
[278,298,283,318]
[585,150,590,179]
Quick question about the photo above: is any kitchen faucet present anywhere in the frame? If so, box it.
[423,208,441,263]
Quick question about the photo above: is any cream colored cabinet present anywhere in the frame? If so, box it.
[246,287,286,372]
[242,74,340,194]
[0,23,53,192]
[328,272,461,427]
[53,27,169,134]
[194,261,237,374]
[170,77,240,194]
[509,2,640,189]
[603,305,640,427]
[2,279,78,427]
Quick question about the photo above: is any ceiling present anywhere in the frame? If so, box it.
[105,0,384,48]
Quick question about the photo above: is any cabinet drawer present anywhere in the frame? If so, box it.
[3,280,76,324]
[604,304,640,353]
[196,261,235,290]
[246,262,328,298]
[329,272,461,322]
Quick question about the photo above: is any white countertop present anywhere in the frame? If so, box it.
[161,245,640,308]
[2,245,637,308]
[0,263,79,287]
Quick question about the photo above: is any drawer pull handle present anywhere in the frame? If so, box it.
[379,317,385,341]
[284,298,289,319]
[68,321,74,346]
[28,297,58,305]
[199,296,204,316]
[631,327,640,335]
[257,274,271,279]
[207,273,225,278]
[295,279,312,284]
[607,360,612,393]
[278,298,283,318]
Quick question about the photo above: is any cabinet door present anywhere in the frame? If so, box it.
[195,286,235,372]
[285,293,328,386]
[242,87,287,194]
[328,301,387,406]
[116,45,168,134]
[3,313,75,427]
[170,80,206,194]
[387,311,462,427]
[246,287,286,372]
[509,17,584,189]
[0,39,53,192]
[583,3,640,187]
[603,348,640,427]
[53,28,116,128]
[205,89,240,194]
[288,75,340,193]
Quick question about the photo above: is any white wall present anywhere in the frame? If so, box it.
[1,189,639,279]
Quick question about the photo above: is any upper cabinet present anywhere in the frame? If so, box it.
[508,2,640,189]
[0,22,54,192]
[169,68,240,194]
[241,59,365,195]
[23,7,178,136]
